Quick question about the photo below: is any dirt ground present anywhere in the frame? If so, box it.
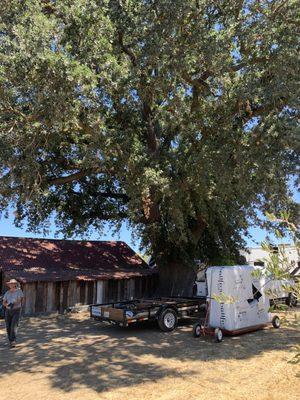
[0,311,299,400]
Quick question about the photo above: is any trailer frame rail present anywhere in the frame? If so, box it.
[90,296,206,330]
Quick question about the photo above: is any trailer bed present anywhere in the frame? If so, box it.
[90,297,206,331]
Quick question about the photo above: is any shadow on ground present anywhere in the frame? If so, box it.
[0,312,299,394]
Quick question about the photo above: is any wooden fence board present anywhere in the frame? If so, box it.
[62,281,69,311]
[24,283,36,314]
[35,282,45,313]
[54,282,61,312]
[129,279,135,299]
[21,274,157,315]
[79,281,85,304]
[68,281,78,307]
[104,280,109,302]
[120,280,125,301]
[93,281,97,303]
[46,282,54,312]
[96,281,104,304]
[87,281,94,304]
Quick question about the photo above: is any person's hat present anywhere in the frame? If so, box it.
[6,279,19,286]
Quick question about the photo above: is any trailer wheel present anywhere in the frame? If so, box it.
[158,308,178,332]
[214,328,223,342]
[193,322,202,338]
[272,315,280,329]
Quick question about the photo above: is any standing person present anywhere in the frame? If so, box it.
[2,279,24,348]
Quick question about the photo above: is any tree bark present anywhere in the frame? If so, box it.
[153,217,206,297]
[157,261,196,297]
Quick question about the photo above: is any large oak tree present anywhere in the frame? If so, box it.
[0,0,299,294]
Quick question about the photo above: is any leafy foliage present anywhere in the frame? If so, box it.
[259,212,300,303]
[257,212,300,363]
[0,1,299,272]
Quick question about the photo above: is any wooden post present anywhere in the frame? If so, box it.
[96,281,104,304]
[46,282,54,312]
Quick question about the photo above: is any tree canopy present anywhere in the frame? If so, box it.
[0,0,299,292]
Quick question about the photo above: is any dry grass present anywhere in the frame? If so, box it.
[0,311,299,400]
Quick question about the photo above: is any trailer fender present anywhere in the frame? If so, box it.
[155,304,178,320]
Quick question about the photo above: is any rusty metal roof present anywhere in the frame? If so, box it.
[0,236,155,283]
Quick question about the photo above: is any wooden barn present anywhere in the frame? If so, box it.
[0,236,157,315]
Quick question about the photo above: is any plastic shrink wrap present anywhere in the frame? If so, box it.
[206,266,270,331]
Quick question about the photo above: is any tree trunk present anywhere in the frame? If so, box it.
[157,261,196,297]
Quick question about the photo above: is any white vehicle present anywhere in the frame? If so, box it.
[263,278,297,306]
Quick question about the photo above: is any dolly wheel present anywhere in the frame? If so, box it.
[214,328,223,342]
[272,315,280,329]
[193,322,202,338]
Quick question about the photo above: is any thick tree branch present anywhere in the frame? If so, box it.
[46,160,116,186]
[189,215,207,243]
[182,71,212,92]
[117,31,137,66]
[47,170,91,185]
[85,210,128,220]
[230,56,272,72]
[40,0,67,22]
[47,171,130,202]
[90,191,130,202]
[235,97,287,122]
[141,187,160,223]
[181,71,215,113]
[142,101,158,153]
[1,103,37,122]
[250,100,286,118]
[271,0,289,19]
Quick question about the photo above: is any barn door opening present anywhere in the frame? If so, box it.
[35,282,46,313]
[62,281,69,312]
[79,281,86,304]
[55,282,62,312]
[87,281,94,305]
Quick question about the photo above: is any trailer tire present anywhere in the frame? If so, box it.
[158,308,178,332]
[193,322,202,338]
[272,315,280,329]
[214,328,223,342]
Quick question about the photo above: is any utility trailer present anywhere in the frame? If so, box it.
[90,297,206,331]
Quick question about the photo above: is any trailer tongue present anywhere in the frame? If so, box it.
[90,297,206,331]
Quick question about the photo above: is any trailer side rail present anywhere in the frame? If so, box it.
[90,297,206,329]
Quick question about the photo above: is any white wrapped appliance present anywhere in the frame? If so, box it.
[206,265,271,332]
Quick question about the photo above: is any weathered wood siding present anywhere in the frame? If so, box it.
[20,273,158,315]
[23,282,36,314]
